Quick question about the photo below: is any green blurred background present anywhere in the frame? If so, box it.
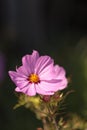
[0,0,87,129]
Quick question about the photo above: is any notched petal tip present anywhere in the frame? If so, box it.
[32,50,39,54]
[8,71,15,78]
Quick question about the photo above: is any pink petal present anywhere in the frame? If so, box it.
[57,78,68,90]
[22,50,39,73]
[15,83,36,96]
[32,50,39,63]
[54,65,66,79]
[39,64,55,80]
[22,55,34,73]
[37,79,67,93]
[8,71,19,81]
[8,71,29,89]
[8,71,27,81]
[16,65,29,76]
[15,80,29,89]
[35,84,54,95]
[16,86,28,94]
[26,83,36,96]
[35,56,54,74]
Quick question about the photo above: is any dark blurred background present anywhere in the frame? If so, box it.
[0,0,87,129]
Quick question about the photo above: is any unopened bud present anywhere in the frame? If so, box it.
[42,95,50,102]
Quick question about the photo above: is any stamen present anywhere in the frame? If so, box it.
[28,74,40,83]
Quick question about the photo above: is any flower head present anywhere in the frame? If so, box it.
[8,50,68,96]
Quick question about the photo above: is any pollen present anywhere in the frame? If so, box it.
[29,74,40,83]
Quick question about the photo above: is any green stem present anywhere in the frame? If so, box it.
[42,117,59,130]
[42,117,49,130]
[52,117,59,130]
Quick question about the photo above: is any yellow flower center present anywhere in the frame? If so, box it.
[29,74,40,83]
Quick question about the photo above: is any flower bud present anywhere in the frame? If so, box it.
[42,95,50,102]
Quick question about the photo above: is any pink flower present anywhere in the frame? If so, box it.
[8,50,68,96]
